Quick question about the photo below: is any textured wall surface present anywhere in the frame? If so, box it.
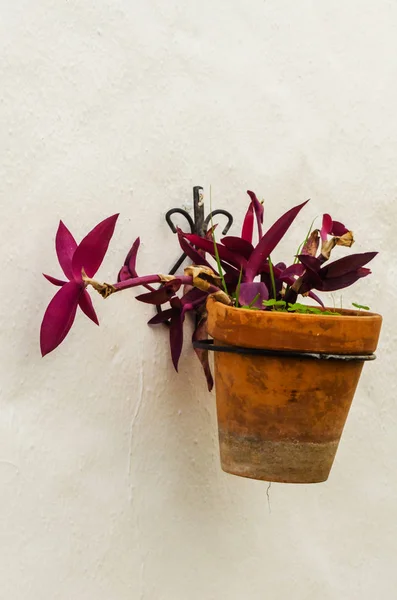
[1,2,396,599]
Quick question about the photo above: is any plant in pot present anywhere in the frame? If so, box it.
[40,190,382,483]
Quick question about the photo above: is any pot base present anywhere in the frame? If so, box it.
[219,431,339,484]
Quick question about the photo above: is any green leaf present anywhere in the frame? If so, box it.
[263,299,286,308]
[352,302,370,311]
[287,302,341,316]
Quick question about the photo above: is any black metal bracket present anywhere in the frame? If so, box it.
[192,339,376,362]
[155,186,234,323]
[164,186,234,274]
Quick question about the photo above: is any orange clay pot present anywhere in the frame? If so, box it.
[206,296,382,484]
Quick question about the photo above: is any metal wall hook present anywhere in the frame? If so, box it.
[157,186,235,322]
[165,186,234,274]
[204,210,234,236]
[165,208,195,235]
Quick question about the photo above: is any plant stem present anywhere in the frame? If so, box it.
[248,293,260,308]
[235,267,243,307]
[209,185,228,294]
[268,256,277,300]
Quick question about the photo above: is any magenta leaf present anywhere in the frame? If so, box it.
[320,268,372,291]
[176,229,213,270]
[241,202,254,243]
[169,297,184,371]
[183,233,247,269]
[147,309,174,325]
[72,214,119,279]
[126,237,140,274]
[320,214,333,241]
[297,254,322,273]
[192,316,214,391]
[117,237,155,291]
[308,291,324,306]
[180,288,208,306]
[118,265,132,282]
[321,214,349,240]
[43,273,66,287]
[221,236,254,259]
[245,200,309,281]
[331,220,349,236]
[238,282,269,308]
[55,221,78,280]
[118,238,140,282]
[136,280,182,305]
[279,263,306,278]
[246,190,264,239]
[40,281,82,356]
[177,229,240,281]
[79,290,99,325]
[321,252,377,279]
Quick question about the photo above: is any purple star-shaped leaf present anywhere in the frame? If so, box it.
[40,214,119,356]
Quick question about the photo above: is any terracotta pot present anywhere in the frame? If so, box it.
[206,296,382,484]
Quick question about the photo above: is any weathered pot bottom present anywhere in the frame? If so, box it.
[219,431,339,483]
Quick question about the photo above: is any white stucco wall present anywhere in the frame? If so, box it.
[1,1,396,598]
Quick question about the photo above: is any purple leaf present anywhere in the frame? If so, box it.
[176,228,213,270]
[79,290,99,325]
[297,254,322,273]
[238,282,269,308]
[221,236,254,259]
[40,280,82,356]
[247,190,264,239]
[169,297,184,371]
[320,268,371,291]
[136,280,182,305]
[331,220,349,236]
[55,221,77,280]
[126,237,140,274]
[183,232,247,270]
[308,291,324,306]
[321,252,377,279]
[321,215,349,240]
[192,316,214,392]
[180,288,208,307]
[72,214,119,279]
[320,214,333,241]
[245,200,309,281]
[147,308,174,325]
[241,203,254,243]
[117,237,155,291]
[118,238,140,281]
[43,273,66,287]
[280,263,306,278]
[118,265,131,282]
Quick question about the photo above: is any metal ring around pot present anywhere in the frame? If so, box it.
[192,339,376,362]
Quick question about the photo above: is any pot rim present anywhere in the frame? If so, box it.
[206,296,382,354]
[207,296,382,322]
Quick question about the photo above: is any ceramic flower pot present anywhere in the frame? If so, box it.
[206,296,382,484]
